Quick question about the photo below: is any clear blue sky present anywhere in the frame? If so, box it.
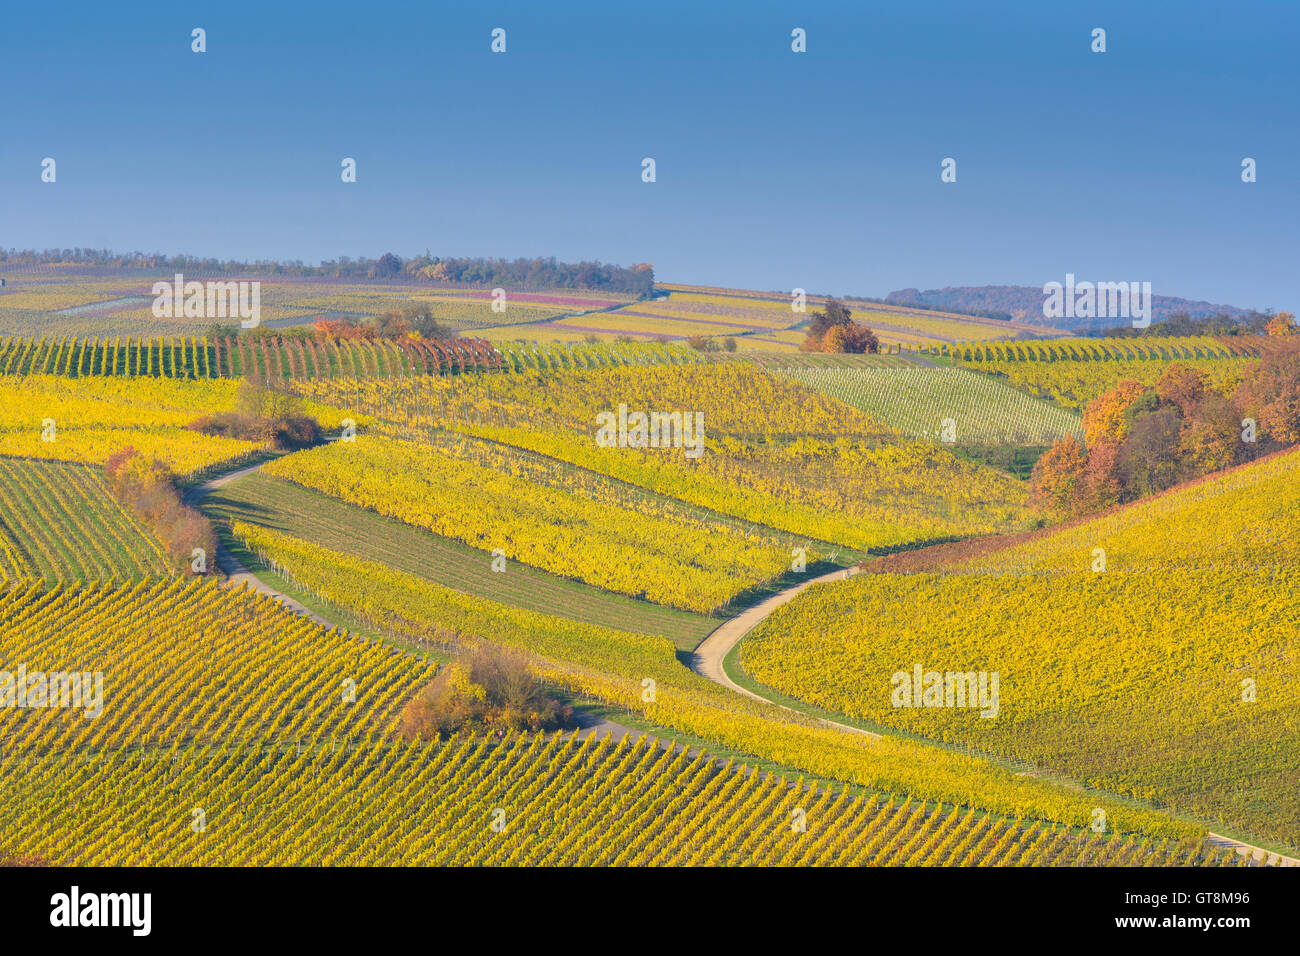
[2,0,1296,310]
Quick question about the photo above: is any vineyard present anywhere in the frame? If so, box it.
[289,363,1037,552]
[261,434,797,614]
[943,336,1269,362]
[741,448,1300,851]
[959,356,1257,412]
[940,336,1266,411]
[1,733,1228,866]
[0,296,1289,869]
[781,367,1083,445]
[738,353,934,369]
[0,579,435,757]
[0,458,169,583]
[230,520,1206,841]
[0,335,699,380]
[0,375,321,477]
[203,470,718,649]
[0,273,638,337]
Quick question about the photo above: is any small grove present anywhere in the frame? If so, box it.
[1031,341,1300,515]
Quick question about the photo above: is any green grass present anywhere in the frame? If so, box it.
[0,456,170,583]
[200,470,719,650]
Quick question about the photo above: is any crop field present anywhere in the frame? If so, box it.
[0,579,436,757]
[0,320,1288,874]
[949,336,1268,362]
[0,376,277,476]
[488,285,1059,350]
[738,352,935,369]
[782,367,1083,445]
[963,355,1257,411]
[945,336,1267,410]
[741,448,1300,851]
[3,732,1228,866]
[0,335,700,380]
[261,433,797,614]
[0,457,168,583]
[230,521,1207,841]
[0,272,1290,876]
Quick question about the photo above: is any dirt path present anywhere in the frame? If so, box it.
[186,456,334,628]
[690,565,880,739]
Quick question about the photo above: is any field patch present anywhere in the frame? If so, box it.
[0,457,169,583]
[742,448,1300,851]
[203,470,717,649]
[783,366,1083,445]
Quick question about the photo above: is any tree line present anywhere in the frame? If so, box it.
[0,248,656,295]
[1032,338,1300,515]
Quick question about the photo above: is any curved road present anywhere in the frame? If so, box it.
[690,565,879,739]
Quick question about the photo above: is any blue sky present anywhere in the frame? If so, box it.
[2,0,1296,309]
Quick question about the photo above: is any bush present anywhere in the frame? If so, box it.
[187,380,322,450]
[104,448,217,572]
[399,646,574,740]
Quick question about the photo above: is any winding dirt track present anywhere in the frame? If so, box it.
[191,458,1296,866]
[690,566,879,739]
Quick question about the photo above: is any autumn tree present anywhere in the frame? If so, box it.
[1155,363,1209,417]
[1076,439,1123,512]
[1238,338,1300,444]
[1030,432,1087,513]
[1265,311,1296,337]
[803,297,880,353]
[1179,391,1242,473]
[400,647,573,740]
[1116,407,1184,498]
[370,252,402,278]
[1082,379,1147,447]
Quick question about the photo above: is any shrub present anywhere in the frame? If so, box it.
[104,447,216,572]
[399,646,574,740]
[187,379,322,450]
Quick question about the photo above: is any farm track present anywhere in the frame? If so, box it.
[188,456,1297,866]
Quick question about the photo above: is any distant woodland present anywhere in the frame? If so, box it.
[0,248,656,295]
